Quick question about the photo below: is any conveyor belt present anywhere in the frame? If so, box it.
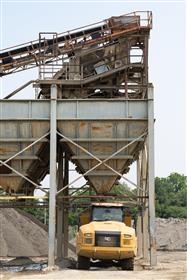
[0,12,152,76]
[0,26,104,60]
[0,26,108,75]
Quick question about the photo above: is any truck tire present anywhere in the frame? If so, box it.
[121,258,134,270]
[77,255,90,269]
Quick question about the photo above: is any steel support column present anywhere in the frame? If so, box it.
[136,158,143,258]
[57,150,64,260]
[141,145,149,261]
[63,154,69,258]
[142,207,149,261]
[137,214,143,258]
[148,85,157,266]
[48,84,57,268]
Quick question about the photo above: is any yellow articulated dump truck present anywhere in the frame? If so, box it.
[76,202,137,270]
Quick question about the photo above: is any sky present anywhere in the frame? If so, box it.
[0,0,186,191]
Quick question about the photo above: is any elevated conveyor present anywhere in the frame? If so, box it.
[0,11,152,76]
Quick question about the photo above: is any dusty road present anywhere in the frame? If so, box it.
[1,252,186,280]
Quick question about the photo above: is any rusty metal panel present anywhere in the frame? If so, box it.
[0,117,50,192]
[57,118,147,193]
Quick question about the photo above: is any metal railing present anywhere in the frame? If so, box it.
[38,43,145,80]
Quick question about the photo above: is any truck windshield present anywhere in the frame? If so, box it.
[92,207,123,222]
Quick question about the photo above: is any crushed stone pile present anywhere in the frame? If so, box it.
[156,218,187,251]
[0,208,48,257]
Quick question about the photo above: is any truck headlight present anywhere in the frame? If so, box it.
[84,233,92,237]
[83,233,93,244]
[124,234,132,239]
[123,234,132,245]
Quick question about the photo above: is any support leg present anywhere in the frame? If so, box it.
[57,204,63,260]
[57,151,64,260]
[137,214,143,258]
[63,154,69,258]
[48,84,57,268]
[141,146,149,261]
[148,85,157,266]
[142,207,149,261]
[136,158,143,258]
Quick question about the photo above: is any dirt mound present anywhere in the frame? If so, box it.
[0,209,48,257]
[156,218,187,251]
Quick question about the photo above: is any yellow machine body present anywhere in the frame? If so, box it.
[76,203,137,261]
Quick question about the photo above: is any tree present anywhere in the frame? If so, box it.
[155,173,187,218]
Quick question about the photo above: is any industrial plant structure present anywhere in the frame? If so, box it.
[0,11,156,267]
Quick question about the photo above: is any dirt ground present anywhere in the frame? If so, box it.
[0,251,186,280]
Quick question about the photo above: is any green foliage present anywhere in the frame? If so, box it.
[110,184,138,219]
[22,206,49,224]
[68,187,96,226]
[20,197,49,225]
[69,207,83,226]
[21,208,49,225]
[155,173,187,218]
[21,173,187,226]
[0,187,5,195]
[110,183,136,196]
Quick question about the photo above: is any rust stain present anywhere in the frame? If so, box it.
[79,121,87,128]
[0,146,18,154]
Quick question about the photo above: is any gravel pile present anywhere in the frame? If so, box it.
[156,218,187,251]
[0,209,48,257]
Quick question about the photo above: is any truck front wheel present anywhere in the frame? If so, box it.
[77,255,90,270]
[121,258,134,270]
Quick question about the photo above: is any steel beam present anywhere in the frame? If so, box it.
[0,196,48,200]
[148,86,157,266]
[137,214,143,258]
[0,138,48,142]
[136,158,143,258]
[0,99,148,120]
[63,154,69,258]
[0,156,39,160]
[57,150,64,260]
[71,155,133,160]
[141,145,149,261]
[142,207,149,261]
[60,138,144,142]
[3,80,36,99]
[48,84,57,268]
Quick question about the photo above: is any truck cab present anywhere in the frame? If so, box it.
[76,202,137,270]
